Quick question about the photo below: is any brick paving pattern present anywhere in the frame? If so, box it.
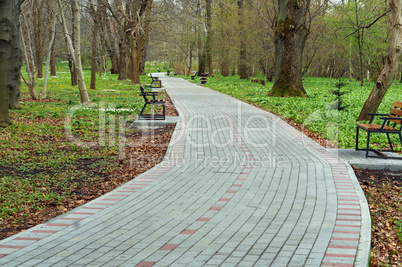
[0,75,370,266]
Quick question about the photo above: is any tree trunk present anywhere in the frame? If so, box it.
[354,0,364,86]
[129,35,136,83]
[33,0,44,79]
[98,0,106,77]
[196,0,205,74]
[206,0,212,74]
[137,0,153,80]
[50,39,56,76]
[357,0,402,121]
[106,19,119,74]
[68,54,75,85]
[72,0,90,104]
[127,0,152,84]
[90,2,99,89]
[132,44,141,84]
[188,45,193,76]
[42,14,57,98]
[140,46,147,75]
[221,58,230,77]
[20,21,38,100]
[70,3,77,86]
[269,0,310,97]
[9,0,24,109]
[109,48,119,74]
[0,0,13,127]
[58,0,90,104]
[118,33,127,80]
[238,0,249,79]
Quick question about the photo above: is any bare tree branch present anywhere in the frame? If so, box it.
[347,8,391,37]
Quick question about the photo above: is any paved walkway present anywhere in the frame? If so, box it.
[0,76,370,266]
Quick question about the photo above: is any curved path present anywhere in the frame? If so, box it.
[0,76,370,266]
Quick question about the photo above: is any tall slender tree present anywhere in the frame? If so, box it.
[32,0,45,78]
[238,0,250,79]
[57,0,91,104]
[42,11,57,98]
[20,11,38,99]
[205,0,213,74]
[89,0,100,89]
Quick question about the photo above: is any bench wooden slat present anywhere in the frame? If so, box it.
[391,108,402,118]
[357,123,398,131]
[394,101,402,109]
[388,114,402,124]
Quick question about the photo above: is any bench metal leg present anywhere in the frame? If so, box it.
[355,127,359,150]
[386,133,394,152]
[139,103,148,119]
[398,132,402,147]
[366,132,371,158]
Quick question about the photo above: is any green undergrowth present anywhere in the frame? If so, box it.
[184,74,402,151]
[395,220,402,243]
[0,64,156,222]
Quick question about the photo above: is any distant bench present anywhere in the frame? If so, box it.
[150,74,162,88]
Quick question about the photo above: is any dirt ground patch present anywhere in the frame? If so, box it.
[354,168,402,267]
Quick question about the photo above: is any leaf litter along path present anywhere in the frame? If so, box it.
[1,95,401,266]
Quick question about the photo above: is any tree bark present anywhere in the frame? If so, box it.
[196,0,206,74]
[354,0,364,86]
[9,0,24,109]
[90,1,99,89]
[206,0,212,74]
[72,0,90,104]
[357,0,402,121]
[57,0,90,104]
[127,0,152,84]
[129,34,136,82]
[50,39,56,76]
[42,13,57,98]
[238,0,250,79]
[138,0,153,79]
[0,0,13,127]
[269,0,310,97]
[70,2,77,86]
[98,0,107,77]
[20,20,38,99]
[106,19,119,74]
[32,0,44,78]
[118,32,127,80]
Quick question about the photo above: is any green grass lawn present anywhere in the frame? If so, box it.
[0,64,154,222]
[187,74,402,151]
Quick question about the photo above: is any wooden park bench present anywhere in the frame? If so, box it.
[150,74,162,88]
[138,86,165,120]
[356,101,402,158]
